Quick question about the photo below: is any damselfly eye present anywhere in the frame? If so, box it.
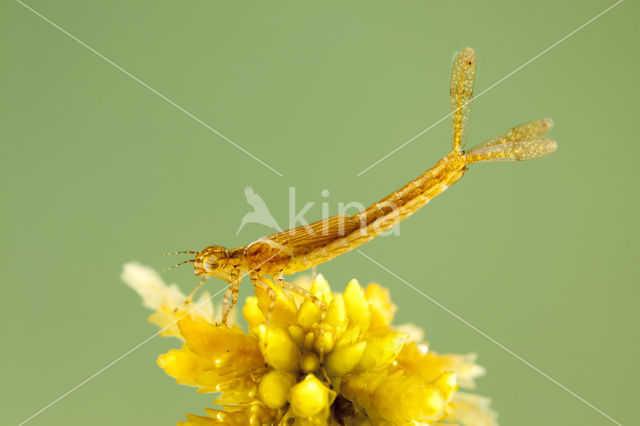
[204,256,220,271]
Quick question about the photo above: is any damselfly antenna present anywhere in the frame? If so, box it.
[161,259,195,272]
[160,250,198,257]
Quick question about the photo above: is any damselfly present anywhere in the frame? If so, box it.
[168,47,557,323]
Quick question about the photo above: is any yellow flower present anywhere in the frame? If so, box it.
[125,264,497,425]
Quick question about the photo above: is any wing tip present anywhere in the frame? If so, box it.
[544,138,558,154]
[457,47,477,63]
[466,138,558,163]
[541,118,554,132]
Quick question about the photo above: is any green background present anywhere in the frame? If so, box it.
[2,1,638,425]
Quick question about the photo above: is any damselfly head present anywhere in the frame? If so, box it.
[192,245,234,281]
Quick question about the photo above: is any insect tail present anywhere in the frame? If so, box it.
[464,118,557,164]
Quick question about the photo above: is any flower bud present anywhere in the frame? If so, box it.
[289,374,336,417]
[325,294,347,331]
[258,370,296,409]
[310,274,333,305]
[343,279,371,331]
[297,299,322,329]
[255,324,300,371]
[288,324,305,346]
[326,341,367,377]
[242,296,266,327]
[300,352,320,373]
[255,279,298,326]
[356,332,406,371]
[314,328,335,353]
